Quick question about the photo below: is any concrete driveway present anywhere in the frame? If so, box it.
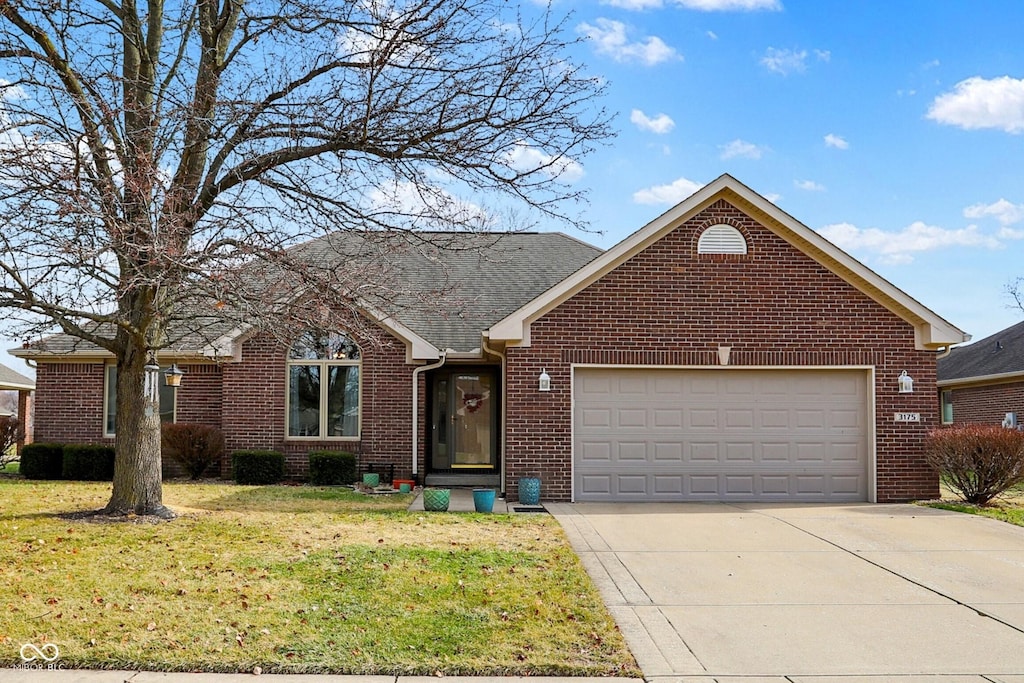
[548,502,1024,682]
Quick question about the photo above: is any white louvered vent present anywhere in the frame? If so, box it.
[697,224,747,255]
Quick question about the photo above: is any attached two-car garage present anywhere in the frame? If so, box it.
[572,367,872,502]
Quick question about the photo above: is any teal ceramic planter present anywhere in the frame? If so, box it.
[473,488,496,513]
[518,477,541,505]
[362,472,380,487]
[423,488,450,512]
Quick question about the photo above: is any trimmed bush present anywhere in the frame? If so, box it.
[62,444,116,481]
[232,450,285,485]
[925,424,1024,505]
[308,450,357,486]
[19,442,65,480]
[162,424,225,480]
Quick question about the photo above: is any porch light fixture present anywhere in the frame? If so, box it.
[538,368,551,392]
[165,364,185,387]
[897,370,914,394]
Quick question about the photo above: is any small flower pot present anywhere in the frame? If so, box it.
[362,472,380,487]
[422,488,450,512]
[399,483,412,494]
[473,488,496,513]
[518,477,541,506]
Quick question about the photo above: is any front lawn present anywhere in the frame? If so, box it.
[0,480,638,676]
[923,483,1024,527]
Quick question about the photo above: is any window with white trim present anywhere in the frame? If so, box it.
[941,390,953,424]
[104,364,177,437]
[286,331,361,439]
[697,224,747,254]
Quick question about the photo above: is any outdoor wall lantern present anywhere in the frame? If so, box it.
[165,364,185,388]
[897,370,914,394]
[538,368,551,392]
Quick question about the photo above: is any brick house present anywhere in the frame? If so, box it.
[9,175,968,502]
[937,319,1024,428]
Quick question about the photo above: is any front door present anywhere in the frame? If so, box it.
[429,368,499,473]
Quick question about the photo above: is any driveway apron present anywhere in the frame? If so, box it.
[548,502,1024,681]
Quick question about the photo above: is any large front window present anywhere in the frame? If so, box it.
[287,331,361,439]
[104,365,176,436]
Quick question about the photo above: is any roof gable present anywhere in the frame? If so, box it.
[488,174,968,351]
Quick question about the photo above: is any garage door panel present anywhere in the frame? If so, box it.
[573,368,869,502]
[618,442,647,461]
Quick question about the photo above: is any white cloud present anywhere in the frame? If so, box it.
[603,0,781,9]
[760,47,807,75]
[763,192,781,203]
[719,139,766,159]
[368,180,490,229]
[632,176,704,204]
[927,76,1024,133]
[824,133,849,149]
[818,221,1002,264]
[706,30,719,40]
[795,179,825,192]
[631,109,675,134]
[577,19,679,66]
[505,141,584,183]
[964,198,1024,226]
[814,49,831,62]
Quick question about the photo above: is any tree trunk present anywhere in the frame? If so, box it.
[103,339,174,518]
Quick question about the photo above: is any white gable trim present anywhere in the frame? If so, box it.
[488,174,968,351]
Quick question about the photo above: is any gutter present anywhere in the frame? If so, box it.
[411,351,447,480]
[481,333,507,497]
[937,369,1024,389]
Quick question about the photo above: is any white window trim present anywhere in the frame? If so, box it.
[941,390,954,424]
[284,342,362,441]
[103,364,178,437]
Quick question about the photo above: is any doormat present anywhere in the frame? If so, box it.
[512,506,548,514]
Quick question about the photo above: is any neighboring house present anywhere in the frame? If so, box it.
[9,175,968,503]
[937,319,1024,427]
[0,363,36,452]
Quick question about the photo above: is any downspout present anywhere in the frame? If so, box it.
[934,345,953,360]
[412,351,447,480]
[481,335,507,497]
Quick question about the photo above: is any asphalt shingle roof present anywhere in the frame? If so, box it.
[11,231,603,358]
[0,363,34,390]
[938,318,1024,382]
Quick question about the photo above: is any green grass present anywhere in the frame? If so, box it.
[0,461,17,474]
[0,479,639,676]
[921,481,1024,528]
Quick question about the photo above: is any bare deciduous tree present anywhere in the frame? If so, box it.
[0,1,611,517]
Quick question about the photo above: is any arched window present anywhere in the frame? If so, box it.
[287,331,361,439]
[697,224,748,255]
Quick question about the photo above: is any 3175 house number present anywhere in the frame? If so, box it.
[893,412,921,422]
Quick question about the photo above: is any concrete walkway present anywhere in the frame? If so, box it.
[549,501,1024,682]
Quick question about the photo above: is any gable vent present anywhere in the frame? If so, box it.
[697,224,747,255]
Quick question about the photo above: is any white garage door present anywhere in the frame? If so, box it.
[573,368,870,502]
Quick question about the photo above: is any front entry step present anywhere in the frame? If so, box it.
[424,473,500,487]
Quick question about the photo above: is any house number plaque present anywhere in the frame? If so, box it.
[893,412,921,422]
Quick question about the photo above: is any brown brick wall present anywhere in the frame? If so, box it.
[504,200,940,503]
[219,324,419,480]
[944,381,1024,426]
[33,362,107,445]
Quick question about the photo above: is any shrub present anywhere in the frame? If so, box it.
[308,450,357,486]
[19,442,64,480]
[0,416,22,468]
[232,450,284,485]
[162,424,225,480]
[62,444,116,481]
[924,424,1024,505]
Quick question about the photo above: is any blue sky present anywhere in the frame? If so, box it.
[3,0,1023,377]
[559,0,1024,346]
